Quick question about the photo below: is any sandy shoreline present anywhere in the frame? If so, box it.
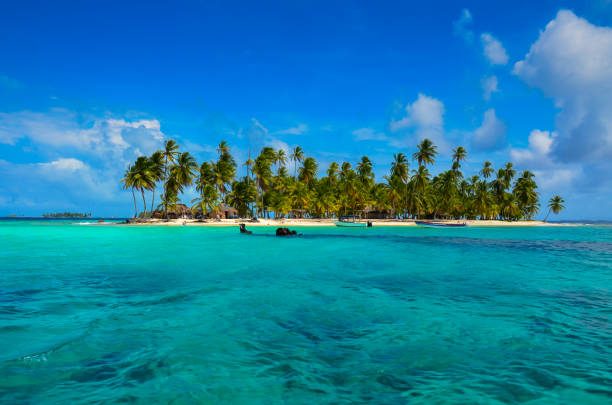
[107,218,575,227]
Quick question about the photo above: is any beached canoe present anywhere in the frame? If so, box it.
[415,221,467,228]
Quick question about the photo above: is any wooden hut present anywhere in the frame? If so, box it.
[361,206,394,219]
[152,204,193,219]
[214,205,239,219]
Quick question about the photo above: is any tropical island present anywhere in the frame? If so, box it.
[42,212,92,218]
[120,139,565,226]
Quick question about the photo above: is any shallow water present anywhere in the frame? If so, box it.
[0,222,611,404]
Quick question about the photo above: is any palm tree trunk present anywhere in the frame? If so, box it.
[141,188,147,217]
[404,181,408,220]
[150,187,155,218]
[163,159,169,219]
[131,188,137,218]
[544,208,552,222]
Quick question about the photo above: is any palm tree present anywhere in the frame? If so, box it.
[472,181,493,219]
[161,140,180,218]
[252,147,276,217]
[121,166,138,218]
[299,157,318,186]
[170,152,198,194]
[544,195,565,221]
[213,158,235,199]
[389,153,409,217]
[147,151,165,216]
[503,162,516,188]
[452,146,467,166]
[227,178,257,217]
[327,162,339,182]
[191,184,219,217]
[391,153,408,180]
[217,140,230,156]
[132,156,155,217]
[513,170,539,219]
[357,156,374,184]
[413,138,438,168]
[411,165,431,218]
[275,149,287,171]
[290,146,304,180]
[290,181,311,217]
[480,161,494,179]
[244,157,254,181]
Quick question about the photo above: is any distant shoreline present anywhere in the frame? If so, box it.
[114,218,582,227]
[0,217,601,227]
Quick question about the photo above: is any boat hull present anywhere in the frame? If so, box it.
[335,221,368,227]
[416,221,467,228]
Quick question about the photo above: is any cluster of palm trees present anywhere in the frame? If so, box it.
[121,138,565,221]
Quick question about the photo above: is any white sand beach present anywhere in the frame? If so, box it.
[116,218,571,227]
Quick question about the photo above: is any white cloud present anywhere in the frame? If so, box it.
[272,123,308,135]
[453,9,473,43]
[0,110,174,215]
[534,167,581,192]
[481,33,509,65]
[472,108,507,150]
[513,10,612,163]
[0,109,166,164]
[352,127,387,141]
[481,75,499,100]
[509,129,584,194]
[510,129,557,168]
[0,157,120,212]
[39,157,86,172]
[389,93,448,151]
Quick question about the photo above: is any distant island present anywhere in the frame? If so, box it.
[42,212,92,218]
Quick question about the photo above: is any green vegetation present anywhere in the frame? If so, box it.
[544,195,566,222]
[121,139,562,220]
[43,212,92,218]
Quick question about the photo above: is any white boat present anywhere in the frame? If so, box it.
[334,216,371,227]
[416,220,467,228]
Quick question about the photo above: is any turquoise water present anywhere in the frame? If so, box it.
[0,221,610,404]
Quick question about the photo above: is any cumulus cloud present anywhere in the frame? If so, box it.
[472,108,507,150]
[38,157,86,172]
[481,33,509,65]
[0,109,166,164]
[510,129,557,168]
[389,94,448,151]
[352,127,387,141]
[481,75,499,100]
[513,10,612,163]
[0,110,174,215]
[0,157,120,212]
[509,129,585,194]
[453,9,473,43]
[272,123,308,135]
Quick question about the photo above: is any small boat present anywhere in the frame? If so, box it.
[416,220,467,228]
[335,216,372,227]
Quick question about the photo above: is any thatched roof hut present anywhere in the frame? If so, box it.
[360,205,394,219]
[152,204,193,219]
[215,205,239,219]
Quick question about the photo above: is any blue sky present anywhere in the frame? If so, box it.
[1,0,611,219]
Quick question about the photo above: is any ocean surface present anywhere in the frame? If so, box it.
[0,220,610,404]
